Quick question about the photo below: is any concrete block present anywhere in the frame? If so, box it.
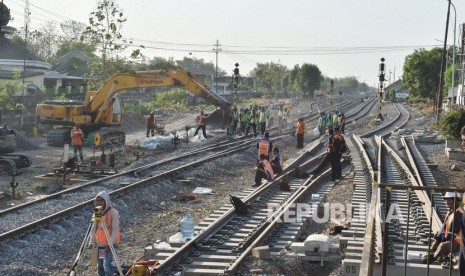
[252,245,272,260]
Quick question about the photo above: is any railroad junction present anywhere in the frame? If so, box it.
[0,99,464,276]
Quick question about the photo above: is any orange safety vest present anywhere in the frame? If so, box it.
[444,208,463,245]
[71,128,83,146]
[258,139,270,156]
[296,121,305,134]
[261,159,275,181]
[327,134,342,153]
[94,207,121,246]
[198,114,205,126]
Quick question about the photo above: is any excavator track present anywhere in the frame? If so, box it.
[0,154,32,174]
[87,129,125,149]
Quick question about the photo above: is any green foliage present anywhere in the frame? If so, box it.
[176,57,224,75]
[81,0,143,87]
[439,108,465,139]
[33,183,48,194]
[402,48,442,99]
[386,90,396,102]
[295,63,323,98]
[156,89,188,110]
[124,100,157,115]
[407,95,428,104]
[250,62,289,96]
[148,56,176,70]
[0,70,26,110]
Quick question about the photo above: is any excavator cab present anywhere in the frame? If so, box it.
[110,94,123,125]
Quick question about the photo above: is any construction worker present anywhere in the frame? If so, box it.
[333,112,339,129]
[89,191,121,276]
[327,112,333,130]
[328,127,346,181]
[240,108,250,135]
[258,106,267,135]
[253,154,275,187]
[71,123,84,163]
[460,125,465,149]
[194,110,207,138]
[257,132,273,161]
[270,146,283,175]
[318,112,327,136]
[250,109,259,137]
[340,113,346,134]
[146,113,155,137]
[296,118,305,149]
[424,192,462,265]
[231,106,239,135]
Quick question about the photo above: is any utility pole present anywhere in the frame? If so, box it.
[460,24,465,107]
[22,0,30,94]
[212,39,221,95]
[435,0,451,123]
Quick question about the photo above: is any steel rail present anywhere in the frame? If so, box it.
[153,138,325,273]
[0,137,272,242]
[226,167,332,274]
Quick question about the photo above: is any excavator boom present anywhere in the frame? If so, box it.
[36,69,231,146]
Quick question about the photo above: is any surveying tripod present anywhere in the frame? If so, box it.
[68,206,124,276]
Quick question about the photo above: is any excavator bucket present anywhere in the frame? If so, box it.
[203,108,231,129]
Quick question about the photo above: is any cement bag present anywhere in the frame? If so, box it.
[312,126,319,136]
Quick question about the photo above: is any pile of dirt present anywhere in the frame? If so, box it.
[12,129,41,151]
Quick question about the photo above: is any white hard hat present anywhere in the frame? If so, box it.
[443,192,458,199]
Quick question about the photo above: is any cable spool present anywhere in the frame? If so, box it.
[87,132,101,147]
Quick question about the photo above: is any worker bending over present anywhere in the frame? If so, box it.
[253,154,275,187]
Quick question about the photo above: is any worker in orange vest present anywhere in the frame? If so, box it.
[70,123,84,163]
[194,110,207,138]
[256,132,273,162]
[89,191,121,276]
[253,154,275,187]
[296,118,305,149]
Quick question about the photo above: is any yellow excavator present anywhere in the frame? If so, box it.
[36,69,231,147]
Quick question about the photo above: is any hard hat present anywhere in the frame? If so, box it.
[443,191,458,199]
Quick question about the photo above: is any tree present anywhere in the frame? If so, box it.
[402,48,442,99]
[295,63,322,98]
[250,62,289,97]
[0,70,26,110]
[148,56,176,70]
[81,0,143,88]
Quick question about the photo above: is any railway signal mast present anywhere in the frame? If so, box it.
[378,58,386,121]
[232,63,240,106]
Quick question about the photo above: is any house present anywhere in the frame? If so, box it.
[0,3,87,97]
[384,79,409,100]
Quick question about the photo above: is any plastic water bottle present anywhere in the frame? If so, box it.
[181,214,195,240]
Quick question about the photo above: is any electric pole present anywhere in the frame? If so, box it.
[22,0,30,92]
[212,39,221,95]
[436,0,451,123]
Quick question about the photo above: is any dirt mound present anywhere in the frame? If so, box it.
[12,130,41,151]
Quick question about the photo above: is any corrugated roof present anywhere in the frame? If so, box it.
[0,69,43,79]
[52,49,91,78]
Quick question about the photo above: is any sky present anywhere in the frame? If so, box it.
[4,0,465,86]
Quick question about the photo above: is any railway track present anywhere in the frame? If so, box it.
[342,103,462,275]
[0,98,378,274]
